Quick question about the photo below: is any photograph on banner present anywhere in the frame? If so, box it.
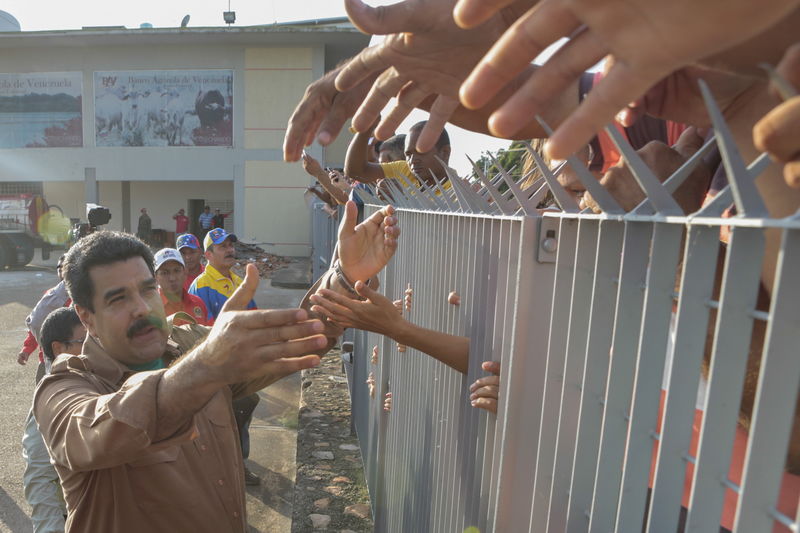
[94,69,233,147]
[0,72,82,148]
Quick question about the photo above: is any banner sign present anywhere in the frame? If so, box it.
[0,72,83,148]
[94,70,233,147]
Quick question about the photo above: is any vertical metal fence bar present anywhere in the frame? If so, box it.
[430,211,452,533]
[374,246,395,531]
[463,217,495,530]
[588,221,653,533]
[530,217,579,533]
[734,227,800,531]
[684,227,765,531]
[484,218,517,529]
[493,216,555,533]
[615,223,685,533]
[647,225,722,533]
[566,219,626,532]
[546,218,601,532]
[468,218,496,530]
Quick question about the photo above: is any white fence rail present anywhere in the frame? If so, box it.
[314,88,799,533]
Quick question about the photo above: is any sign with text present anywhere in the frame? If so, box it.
[94,70,233,147]
[0,72,83,148]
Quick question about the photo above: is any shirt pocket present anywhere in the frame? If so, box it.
[128,446,180,468]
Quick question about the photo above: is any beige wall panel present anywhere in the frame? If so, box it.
[323,124,354,168]
[130,181,232,236]
[244,160,309,256]
[245,160,310,188]
[245,48,313,69]
[244,70,313,149]
[98,181,123,232]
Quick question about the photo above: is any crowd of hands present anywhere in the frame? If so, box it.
[227,0,800,416]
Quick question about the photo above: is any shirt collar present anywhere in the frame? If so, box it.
[81,335,134,386]
[204,263,240,284]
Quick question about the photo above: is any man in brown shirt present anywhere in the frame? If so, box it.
[33,231,328,533]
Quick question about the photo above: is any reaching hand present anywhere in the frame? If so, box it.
[220,263,259,314]
[753,43,800,188]
[334,0,535,152]
[337,201,400,283]
[458,0,799,159]
[581,127,711,213]
[470,360,501,414]
[301,151,325,177]
[195,308,326,386]
[17,350,31,365]
[383,391,393,412]
[310,281,405,338]
[283,65,378,162]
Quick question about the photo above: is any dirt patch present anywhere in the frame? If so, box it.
[292,350,373,532]
[231,241,290,279]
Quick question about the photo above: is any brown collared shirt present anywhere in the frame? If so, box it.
[33,334,247,533]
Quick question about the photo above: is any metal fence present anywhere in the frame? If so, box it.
[315,86,799,532]
[310,201,341,283]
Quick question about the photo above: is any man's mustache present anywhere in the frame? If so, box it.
[127,317,158,338]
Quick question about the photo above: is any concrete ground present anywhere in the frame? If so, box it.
[0,250,311,533]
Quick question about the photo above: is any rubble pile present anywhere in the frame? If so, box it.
[231,241,290,278]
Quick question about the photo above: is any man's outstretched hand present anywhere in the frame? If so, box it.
[338,201,400,283]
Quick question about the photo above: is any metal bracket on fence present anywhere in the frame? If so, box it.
[537,216,559,263]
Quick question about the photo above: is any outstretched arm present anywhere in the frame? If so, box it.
[302,151,350,204]
[345,128,385,183]
[310,281,469,374]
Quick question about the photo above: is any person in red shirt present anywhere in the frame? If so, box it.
[176,233,204,292]
[172,208,189,235]
[153,248,209,326]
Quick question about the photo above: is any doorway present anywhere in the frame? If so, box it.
[188,199,206,238]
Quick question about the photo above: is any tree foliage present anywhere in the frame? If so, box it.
[469,140,527,184]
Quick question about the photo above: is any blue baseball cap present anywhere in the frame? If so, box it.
[203,227,237,251]
[176,233,200,250]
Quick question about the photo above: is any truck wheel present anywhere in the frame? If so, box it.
[0,238,10,269]
[4,235,35,268]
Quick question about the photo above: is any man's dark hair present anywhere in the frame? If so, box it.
[40,307,82,362]
[63,231,154,311]
[409,121,449,149]
[380,134,406,160]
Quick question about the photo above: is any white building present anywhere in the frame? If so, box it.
[0,19,368,256]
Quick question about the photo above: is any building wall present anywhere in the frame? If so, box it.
[0,33,360,258]
[43,180,232,236]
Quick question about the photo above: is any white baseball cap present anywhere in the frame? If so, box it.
[154,248,185,272]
